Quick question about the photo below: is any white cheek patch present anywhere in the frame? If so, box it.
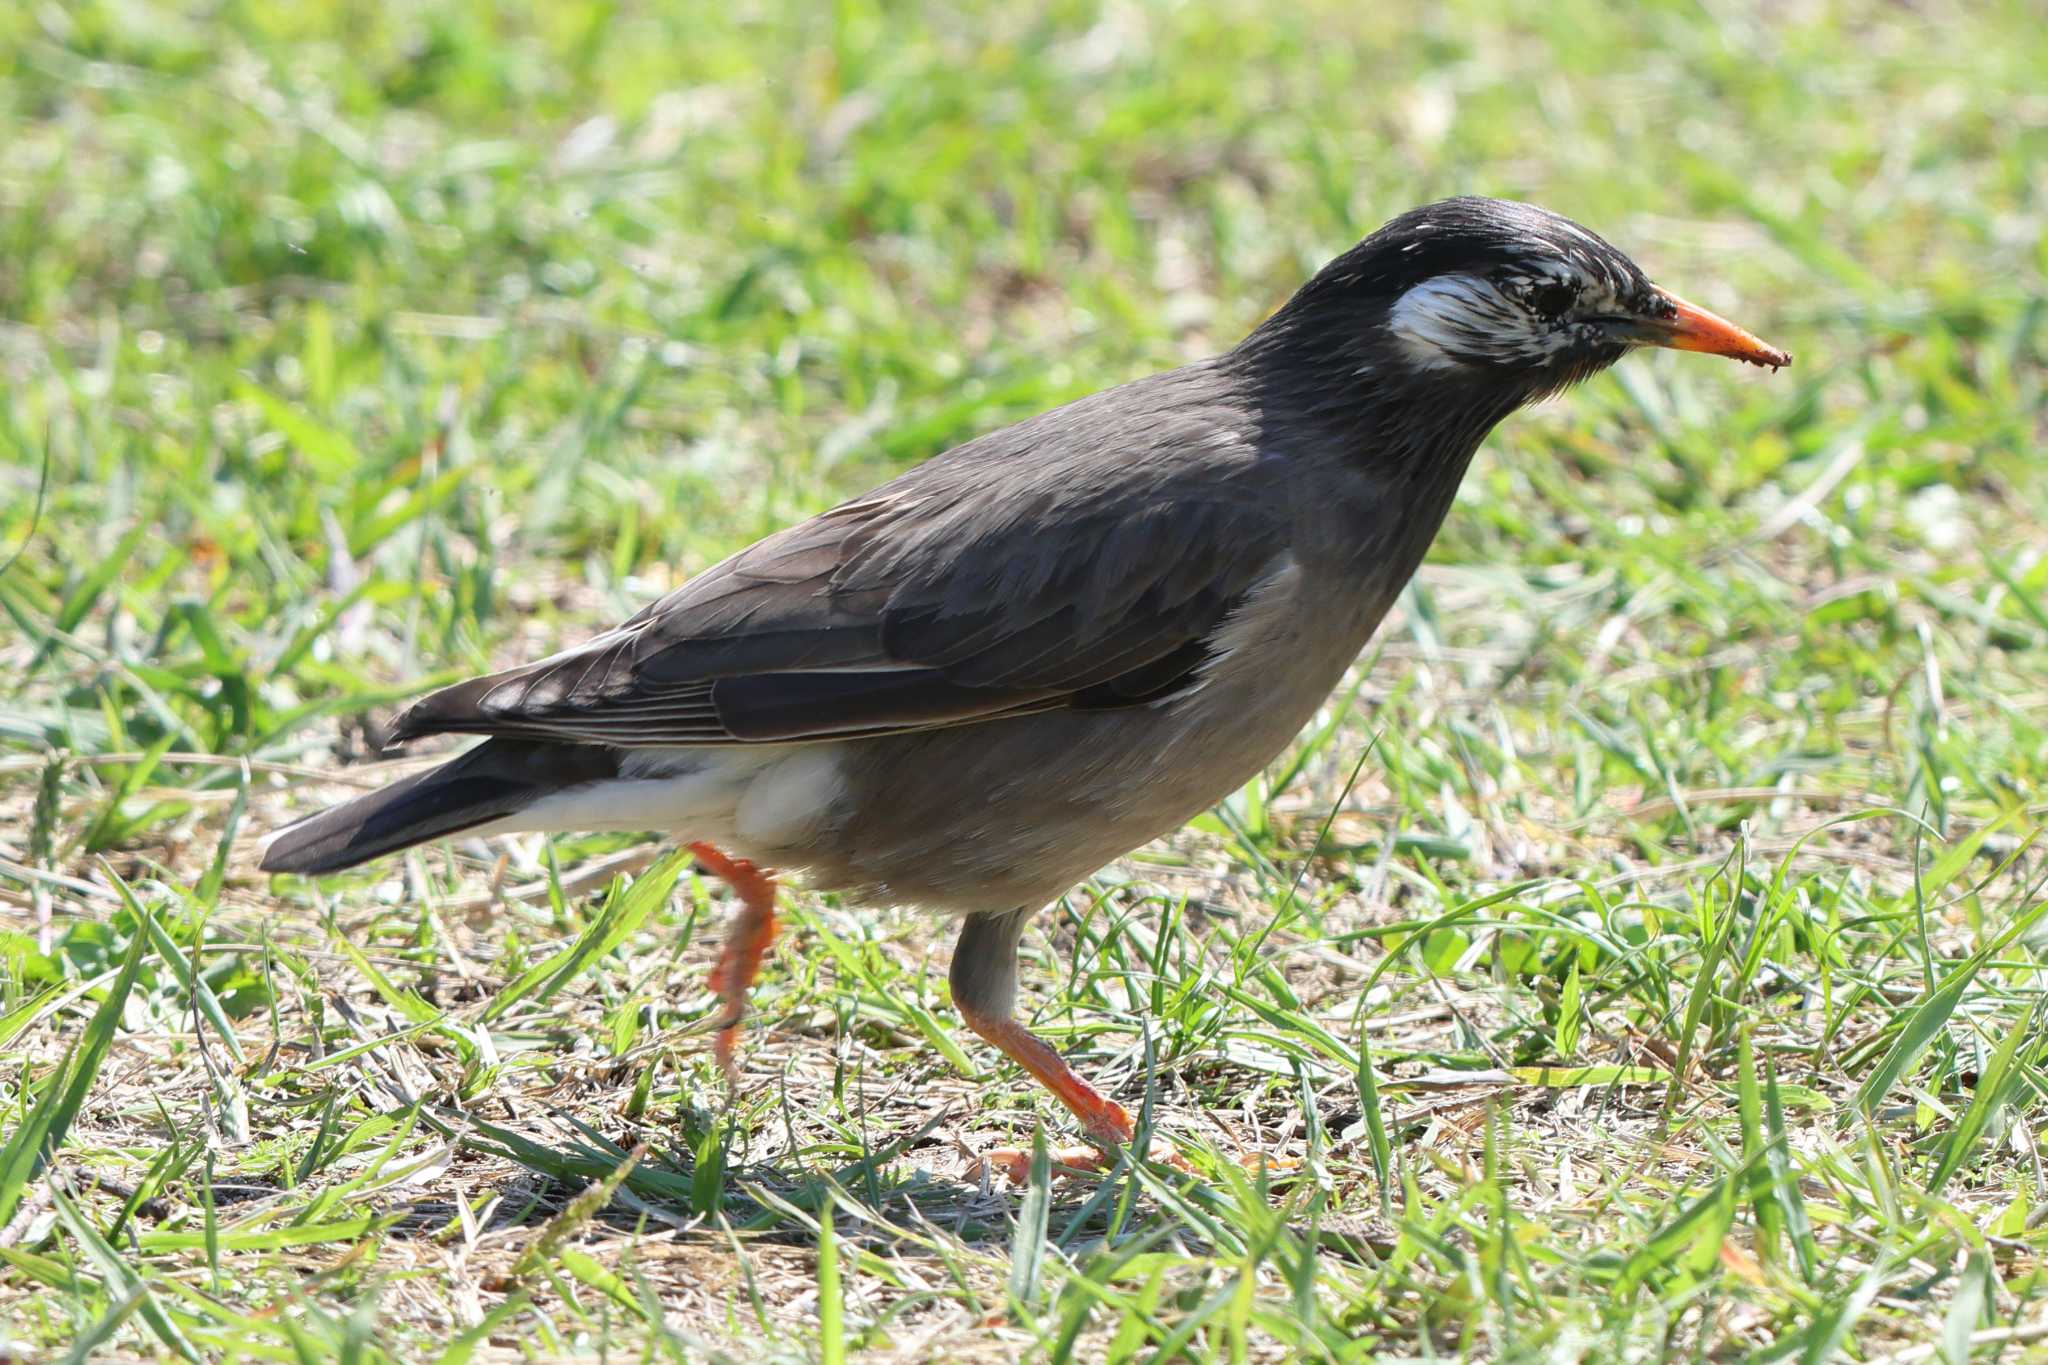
[1574,278,1627,319]
[1388,275,1538,368]
[1389,271,1609,369]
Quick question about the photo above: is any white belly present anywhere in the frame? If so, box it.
[473,744,847,864]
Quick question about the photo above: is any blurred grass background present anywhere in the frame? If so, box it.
[0,0,2045,1359]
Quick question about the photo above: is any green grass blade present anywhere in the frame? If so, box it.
[1008,1125,1052,1315]
[819,1187,846,1365]
[0,876,151,1226]
[481,847,688,1024]
[49,1179,199,1361]
[1925,1004,2038,1195]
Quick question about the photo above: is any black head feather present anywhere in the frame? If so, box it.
[1291,197,1656,311]
[1230,197,1665,459]
[1228,197,1662,388]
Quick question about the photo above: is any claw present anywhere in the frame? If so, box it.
[970,1134,1190,1186]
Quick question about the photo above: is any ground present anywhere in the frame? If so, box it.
[1,0,2046,1360]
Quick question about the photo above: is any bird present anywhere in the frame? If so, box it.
[260,196,1789,1176]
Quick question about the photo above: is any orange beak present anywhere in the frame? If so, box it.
[1613,287,1791,369]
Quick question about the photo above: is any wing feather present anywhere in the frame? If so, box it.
[390,379,1288,749]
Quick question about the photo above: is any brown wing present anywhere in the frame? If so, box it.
[391,387,1286,747]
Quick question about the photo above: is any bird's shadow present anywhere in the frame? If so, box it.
[408,1109,1391,1268]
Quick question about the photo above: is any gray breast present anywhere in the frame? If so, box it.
[785,550,1383,915]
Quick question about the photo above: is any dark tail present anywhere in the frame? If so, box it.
[259,739,620,875]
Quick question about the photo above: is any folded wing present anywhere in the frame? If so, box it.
[392,395,1285,748]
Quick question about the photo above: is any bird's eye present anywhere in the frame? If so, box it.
[1529,280,1578,319]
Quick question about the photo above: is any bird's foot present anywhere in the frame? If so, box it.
[1075,1094,1136,1148]
[952,1007,1194,1182]
[689,842,779,1085]
[711,1017,742,1081]
[969,1101,1191,1185]
[970,1132,1189,1187]
[970,1144,1113,1186]
[1232,1149,1300,1179]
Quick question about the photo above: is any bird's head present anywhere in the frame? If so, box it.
[1240,196,1789,420]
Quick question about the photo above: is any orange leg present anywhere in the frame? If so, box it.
[950,908,1177,1184]
[958,1003,1149,1184]
[958,1005,1134,1148]
[688,842,778,1080]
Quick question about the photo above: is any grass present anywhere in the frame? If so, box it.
[0,0,2045,1357]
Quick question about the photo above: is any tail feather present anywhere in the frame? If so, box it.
[259,739,620,876]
